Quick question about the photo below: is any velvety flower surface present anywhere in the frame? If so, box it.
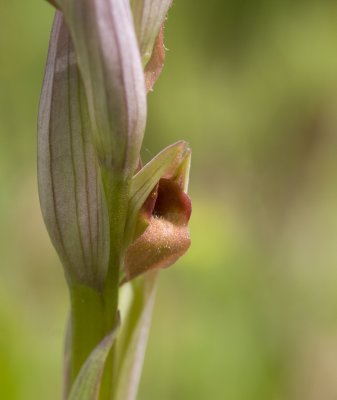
[124,151,191,281]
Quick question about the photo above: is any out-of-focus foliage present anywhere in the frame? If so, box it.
[2,1,337,399]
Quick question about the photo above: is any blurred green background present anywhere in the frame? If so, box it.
[2,1,337,399]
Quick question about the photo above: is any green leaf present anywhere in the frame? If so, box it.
[115,272,158,400]
[68,317,120,400]
[124,141,190,245]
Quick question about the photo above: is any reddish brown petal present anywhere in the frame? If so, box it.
[132,178,191,241]
[133,184,159,239]
[124,217,190,281]
[154,179,191,225]
[144,27,165,92]
[124,178,191,281]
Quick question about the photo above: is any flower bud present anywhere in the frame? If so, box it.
[38,13,109,289]
[131,0,173,92]
[48,0,147,175]
[131,0,172,65]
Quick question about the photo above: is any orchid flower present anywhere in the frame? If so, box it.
[38,1,191,399]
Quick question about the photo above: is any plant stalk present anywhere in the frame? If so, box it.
[99,172,129,400]
[66,172,129,400]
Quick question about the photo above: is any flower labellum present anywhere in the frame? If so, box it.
[124,146,191,281]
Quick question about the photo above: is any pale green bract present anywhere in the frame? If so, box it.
[68,318,119,400]
[115,272,158,400]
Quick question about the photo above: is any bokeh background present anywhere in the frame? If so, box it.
[2,1,337,399]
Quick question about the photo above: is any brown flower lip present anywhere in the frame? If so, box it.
[124,177,191,282]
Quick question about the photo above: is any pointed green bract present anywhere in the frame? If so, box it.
[68,318,120,400]
[115,272,158,400]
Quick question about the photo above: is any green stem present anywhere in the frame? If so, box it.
[98,172,129,400]
[68,274,119,400]
[67,173,129,400]
[69,285,106,385]
[98,249,120,400]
